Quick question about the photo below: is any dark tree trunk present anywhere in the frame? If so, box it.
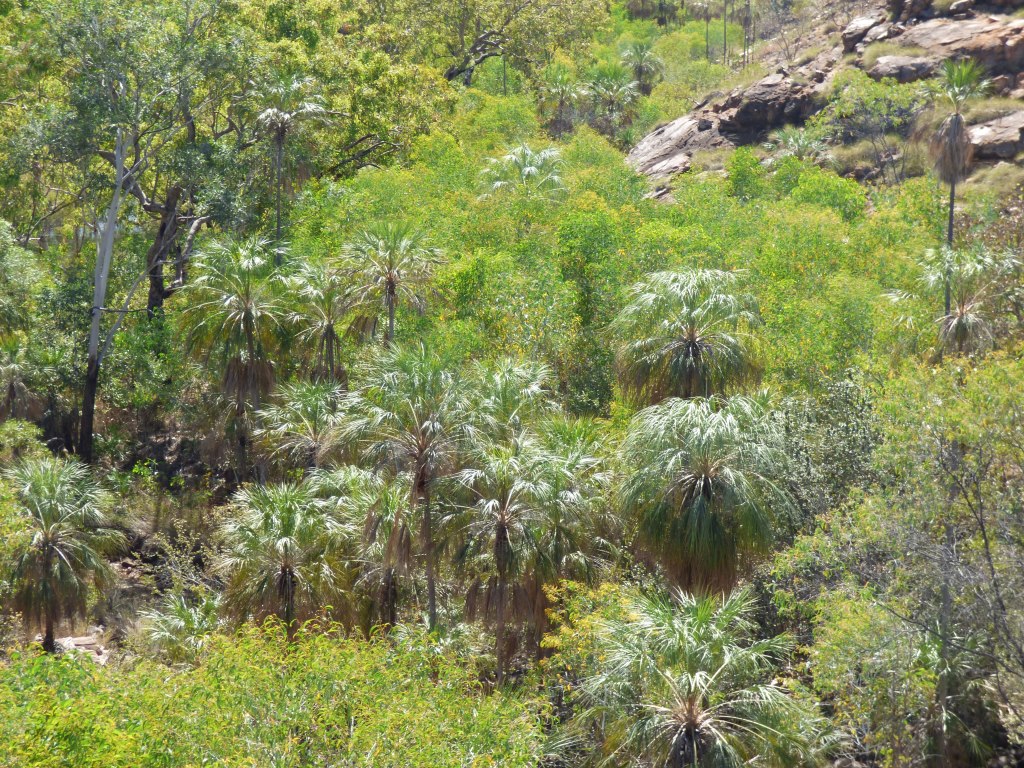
[146,185,183,316]
[495,574,507,685]
[42,616,56,654]
[421,490,438,631]
[945,180,955,316]
[275,136,285,266]
[78,356,100,463]
[386,284,396,346]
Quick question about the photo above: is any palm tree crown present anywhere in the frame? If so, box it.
[611,269,761,405]
[479,144,567,202]
[342,222,443,346]
[217,480,357,639]
[5,457,122,652]
[621,41,664,96]
[179,236,289,478]
[619,394,792,589]
[286,260,355,386]
[578,588,837,768]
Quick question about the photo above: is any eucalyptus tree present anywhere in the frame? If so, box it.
[611,269,761,405]
[619,394,793,590]
[178,236,290,479]
[576,588,837,767]
[342,223,443,347]
[217,481,358,641]
[287,260,355,386]
[255,381,346,472]
[334,344,470,630]
[621,41,665,96]
[479,144,568,203]
[256,76,327,261]
[929,59,990,291]
[4,457,122,653]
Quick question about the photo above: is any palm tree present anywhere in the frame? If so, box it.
[310,466,409,628]
[622,41,665,96]
[4,457,122,653]
[583,64,640,139]
[619,394,792,590]
[929,59,990,312]
[217,481,357,640]
[456,432,560,684]
[577,587,838,768]
[334,344,469,630]
[539,65,581,137]
[256,75,326,262]
[479,144,568,203]
[891,246,1021,355]
[255,381,345,471]
[763,126,832,166]
[342,223,443,347]
[140,591,222,664]
[611,269,761,405]
[286,260,355,386]
[469,358,557,441]
[178,236,289,479]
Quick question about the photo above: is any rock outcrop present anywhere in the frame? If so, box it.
[897,16,1024,75]
[627,60,835,179]
[843,14,887,51]
[970,111,1024,159]
[867,55,936,82]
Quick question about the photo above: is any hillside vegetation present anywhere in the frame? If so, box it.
[1,0,1024,766]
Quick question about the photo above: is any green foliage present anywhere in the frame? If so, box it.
[0,625,545,766]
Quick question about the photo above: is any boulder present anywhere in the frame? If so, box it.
[969,110,1024,159]
[862,23,895,45]
[898,17,1024,75]
[626,116,729,178]
[867,55,937,83]
[843,15,885,52]
[628,64,833,180]
[949,0,974,13]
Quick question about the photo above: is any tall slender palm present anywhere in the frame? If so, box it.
[217,481,357,640]
[334,345,469,630]
[611,269,761,405]
[178,236,289,479]
[286,260,355,386]
[4,457,122,653]
[255,381,345,471]
[930,59,990,313]
[619,394,792,590]
[256,75,326,262]
[456,432,558,685]
[342,223,443,347]
[577,588,838,768]
[622,41,665,96]
[479,144,568,203]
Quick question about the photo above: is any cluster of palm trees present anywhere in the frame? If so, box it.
[178,224,442,478]
[538,42,664,140]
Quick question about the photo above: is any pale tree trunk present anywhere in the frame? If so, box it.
[274,135,284,266]
[79,130,126,464]
[945,180,955,316]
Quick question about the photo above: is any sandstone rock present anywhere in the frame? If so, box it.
[969,110,1024,159]
[868,55,937,83]
[628,60,832,181]
[949,0,974,13]
[863,23,894,45]
[898,17,1024,75]
[843,15,885,52]
[993,74,1014,95]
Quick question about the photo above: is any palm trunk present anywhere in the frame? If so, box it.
[43,615,56,654]
[386,284,396,346]
[945,181,955,316]
[705,18,710,60]
[274,136,284,266]
[420,487,438,631]
[495,574,507,686]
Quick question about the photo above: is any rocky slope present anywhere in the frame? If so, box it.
[628,8,1024,187]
